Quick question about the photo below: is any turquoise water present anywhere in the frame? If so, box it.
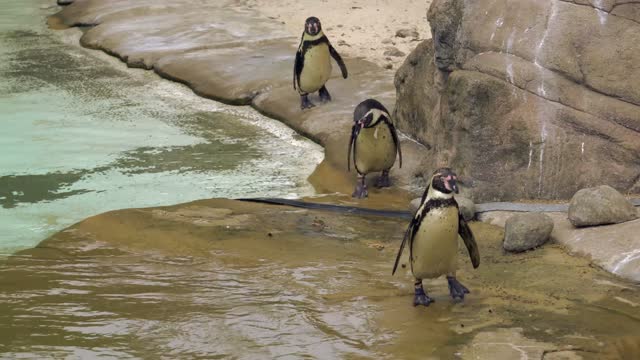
[0,0,322,255]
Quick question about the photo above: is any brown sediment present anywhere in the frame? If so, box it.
[46,14,70,30]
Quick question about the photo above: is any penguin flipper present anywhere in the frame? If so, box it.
[329,44,348,78]
[347,124,357,172]
[392,221,413,275]
[458,214,480,269]
[385,119,402,168]
[294,34,304,90]
[392,206,424,275]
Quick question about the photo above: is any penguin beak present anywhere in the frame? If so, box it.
[306,22,319,35]
[443,176,458,194]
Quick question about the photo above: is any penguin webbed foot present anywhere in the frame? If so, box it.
[318,85,332,103]
[300,95,315,110]
[351,183,368,198]
[447,276,470,302]
[413,287,434,307]
[375,170,391,188]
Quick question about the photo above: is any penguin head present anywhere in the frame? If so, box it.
[353,99,389,131]
[304,17,322,36]
[431,167,459,194]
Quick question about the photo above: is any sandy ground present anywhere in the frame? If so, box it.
[239,0,433,69]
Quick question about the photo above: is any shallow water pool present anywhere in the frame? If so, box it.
[0,0,322,255]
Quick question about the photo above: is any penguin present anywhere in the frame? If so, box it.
[347,99,402,198]
[293,16,348,110]
[392,168,480,307]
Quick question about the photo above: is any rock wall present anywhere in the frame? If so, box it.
[394,0,640,201]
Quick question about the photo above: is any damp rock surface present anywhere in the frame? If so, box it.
[481,209,640,282]
[568,185,638,227]
[503,213,554,252]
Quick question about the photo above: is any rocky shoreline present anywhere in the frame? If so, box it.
[48,0,640,282]
[49,0,429,206]
[0,0,630,357]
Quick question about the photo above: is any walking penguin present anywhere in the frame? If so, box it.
[392,168,480,307]
[347,99,402,198]
[293,17,348,110]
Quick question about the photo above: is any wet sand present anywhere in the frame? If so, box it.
[241,0,432,69]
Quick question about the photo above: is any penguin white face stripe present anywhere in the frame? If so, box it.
[357,108,390,128]
[427,177,454,201]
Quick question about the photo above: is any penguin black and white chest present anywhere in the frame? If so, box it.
[347,99,402,198]
[293,17,348,110]
[392,168,480,307]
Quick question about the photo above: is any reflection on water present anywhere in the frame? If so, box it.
[1,241,386,358]
[1,201,639,359]
[0,0,322,254]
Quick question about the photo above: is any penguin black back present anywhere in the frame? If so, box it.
[353,99,389,122]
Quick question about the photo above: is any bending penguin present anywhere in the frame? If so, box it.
[347,99,402,198]
[392,168,480,307]
[293,17,348,110]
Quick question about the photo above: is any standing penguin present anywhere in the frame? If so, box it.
[347,99,402,198]
[293,17,348,110]
[392,168,480,307]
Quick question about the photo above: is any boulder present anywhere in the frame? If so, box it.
[503,213,553,252]
[409,197,422,212]
[456,196,476,221]
[568,185,638,227]
[394,0,640,202]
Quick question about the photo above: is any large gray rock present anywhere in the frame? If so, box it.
[394,0,640,202]
[550,213,640,282]
[568,185,638,227]
[482,210,640,282]
[456,196,476,221]
[409,197,422,212]
[503,213,554,252]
